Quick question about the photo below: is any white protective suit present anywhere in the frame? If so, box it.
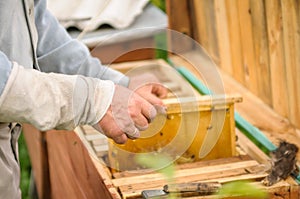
[0,0,129,198]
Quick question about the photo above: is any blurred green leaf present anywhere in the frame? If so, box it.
[217,181,268,198]
[136,153,178,199]
[150,0,166,12]
[136,153,175,182]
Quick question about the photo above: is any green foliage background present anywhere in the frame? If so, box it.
[150,0,166,12]
[19,133,31,199]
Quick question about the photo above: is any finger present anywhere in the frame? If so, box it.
[143,91,165,106]
[126,128,140,139]
[140,103,157,123]
[130,112,149,131]
[113,133,128,144]
[154,104,167,115]
[152,84,168,98]
[128,105,149,131]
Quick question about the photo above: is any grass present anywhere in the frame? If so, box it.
[19,132,32,199]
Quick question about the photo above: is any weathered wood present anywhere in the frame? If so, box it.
[192,0,219,64]
[45,130,115,199]
[281,0,300,126]
[236,129,271,166]
[22,124,51,199]
[112,155,252,179]
[170,0,300,129]
[116,160,266,199]
[112,160,259,187]
[237,0,259,95]
[165,0,194,53]
[76,126,122,198]
[90,37,155,64]
[225,0,245,85]
[265,0,289,118]
[171,53,300,160]
[214,0,232,74]
[250,0,272,106]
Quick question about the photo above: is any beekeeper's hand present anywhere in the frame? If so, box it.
[129,73,168,106]
[93,85,157,144]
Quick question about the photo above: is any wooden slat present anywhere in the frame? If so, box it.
[265,0,289,118]
[23,124,51,199]
[214,0,233,74]
[162,95,242,114]
[193,0,219,64]
[237,0,259,95]
[236,129,271,165]
[225,0,245,85]
[192,0,209,53]
[168,0,300,129]
[250,0,272,106]
[113,155,252,179]
[119,168,248,195]
[117,157,266,199]
[90,37,155,64]
[165,0,194,53]
[45,130,115,199]
[112,160,259,187]
[121,172,268,199]
[281,0,300,126]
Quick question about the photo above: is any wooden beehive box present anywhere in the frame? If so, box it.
[72,58,299,199]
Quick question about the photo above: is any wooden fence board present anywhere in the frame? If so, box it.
[281,0,300,126]
[172,0,300,128]
[265,0,289,118]
[250,0,272,106]
[214,0,232,74]
[237,0,259,95]
[225,0,245,85]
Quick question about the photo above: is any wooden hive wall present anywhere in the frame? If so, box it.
[167,0,300,129]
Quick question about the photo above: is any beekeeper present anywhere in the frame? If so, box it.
[0,0,167,198]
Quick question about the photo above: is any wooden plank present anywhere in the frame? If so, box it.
[45,130,115,199]
[112,160,259,187]
[265,0,289,118]
[225,0,245,85]
[250,0,272,106]
[90,37,155,64]
[281,0,300,127]
[222,69,300,160]
[113,155,252,178]
[166,0,192,36]
[119,168,248,195]
[23,124,51,199]
[286,177,300,199]
[193,0,220,64]
[162,95,241,114]
[121,173,268,199]
[237,0,259,95]
[214,0,233,74]
[236,129,271,165]
[192,0,209,52]
[165,0,194,53]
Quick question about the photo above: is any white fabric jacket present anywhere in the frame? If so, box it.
[0,0,129,130]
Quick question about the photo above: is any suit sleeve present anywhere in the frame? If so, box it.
[34,0,129,86]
